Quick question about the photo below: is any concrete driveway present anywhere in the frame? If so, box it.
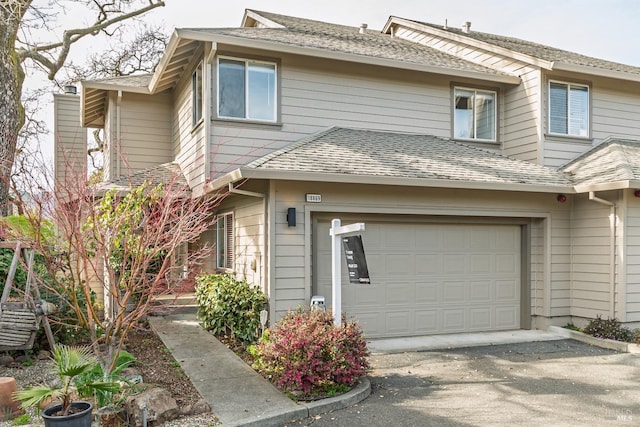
[289,339,640,426]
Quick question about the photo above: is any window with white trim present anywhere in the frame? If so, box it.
[454,87,497,142]
[192,62,203,126]
[549,81,589,137]
[216,212,233,269]
[218,57,277,122]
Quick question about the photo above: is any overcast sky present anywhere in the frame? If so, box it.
[36,0,640,161]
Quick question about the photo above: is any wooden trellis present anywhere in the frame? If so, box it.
[0,241,55,351]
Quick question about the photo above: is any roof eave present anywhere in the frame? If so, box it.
[149,30,183,93]
[176,31,521,84]
[552,61,640,83]
[574,180,640,193]
[205,167,573,194]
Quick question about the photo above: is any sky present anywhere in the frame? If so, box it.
[31,0,640,161]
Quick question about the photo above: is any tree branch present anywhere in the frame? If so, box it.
[16,0,165,79]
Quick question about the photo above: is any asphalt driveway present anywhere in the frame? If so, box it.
[289,339,640,426]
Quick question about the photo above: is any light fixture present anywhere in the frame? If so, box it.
[557,194,567,203]
[286,207,296,227]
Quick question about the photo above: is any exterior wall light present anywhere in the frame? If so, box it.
[287,207,296,227]
[557,194,567,203]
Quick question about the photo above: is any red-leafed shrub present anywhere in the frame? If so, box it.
[249,309,370,399]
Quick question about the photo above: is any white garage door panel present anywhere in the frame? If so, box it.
[315,221,521,338]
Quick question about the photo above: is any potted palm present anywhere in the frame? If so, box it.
[13,344,120,427]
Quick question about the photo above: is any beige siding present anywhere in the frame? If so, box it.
[172,61,207,194]
[54,94,87,186]
[625,191,640,322]
[503,67,541,162]
[270,181,569,325]
[210,54,454,178]
[116,92,172,176]
[234,198,266,292]
[569,193,619,319]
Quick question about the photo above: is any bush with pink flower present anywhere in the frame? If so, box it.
[249,309,370,400]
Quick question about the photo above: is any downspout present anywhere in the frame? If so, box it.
[588,192,616,317]
[116,90,122,178]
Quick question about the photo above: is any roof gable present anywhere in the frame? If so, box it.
[384,16,640,82]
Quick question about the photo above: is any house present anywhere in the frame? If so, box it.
[54,9,640,339]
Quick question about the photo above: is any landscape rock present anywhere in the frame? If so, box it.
[125,387,179,426]
[179,398,210,416]
[0,355,13,366]
[36,350,50,360]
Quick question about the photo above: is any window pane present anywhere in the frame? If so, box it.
[219,59,246,118]
[454,89,474,139]
[192,63,202,125]
[475,91,495,140]
[248,63,276,121]
[550,82,568,134]
[569,85,588,136]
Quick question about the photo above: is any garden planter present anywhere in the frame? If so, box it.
[42,401,93,427]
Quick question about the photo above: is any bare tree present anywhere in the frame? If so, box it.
[0,0,166,216]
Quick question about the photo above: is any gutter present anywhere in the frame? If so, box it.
[588,191,616,318]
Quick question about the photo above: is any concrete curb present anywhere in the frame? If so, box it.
[548,325,640,353]
[223,377,371,426]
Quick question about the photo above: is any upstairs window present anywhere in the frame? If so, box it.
[218,57,276,122]
[549,81,589,137]
[216,212,234,270]
[192,62,203,126]
[454,87,496,142]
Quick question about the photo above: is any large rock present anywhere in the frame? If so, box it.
[125,387,179,426]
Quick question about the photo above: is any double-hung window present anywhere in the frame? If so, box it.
[549,81,589,137]
[192,62,203,126]
[216,212,233,270]
[218,57,277,122]
[454,87,497,142]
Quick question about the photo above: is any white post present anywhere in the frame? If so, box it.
[331,219,342,327]
[329,219,366,327]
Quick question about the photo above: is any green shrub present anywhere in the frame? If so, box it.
[195,273,267,346]
[583,316,636,342]
[250,309,370,400]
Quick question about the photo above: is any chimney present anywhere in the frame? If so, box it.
[63,85,77,95]
[359,23,368,34]
[462,21,471,33]
[53,92,87,193]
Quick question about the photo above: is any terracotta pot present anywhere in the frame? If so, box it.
[0,377,23,420]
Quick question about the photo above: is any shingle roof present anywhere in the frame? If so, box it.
[245,127,573,189]
[97,162,190,194]
[561,138,640,186]
[411,19,640,76]
[185,10,513,78]
[85,74,153,88]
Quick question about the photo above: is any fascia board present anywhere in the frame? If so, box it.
[204,167,573,194]
[551,61,640,83]
[574,180,640,193]
[385,16,554,70]
[80,81,151,94]
[176,30,521,85]
[149,30,182,92]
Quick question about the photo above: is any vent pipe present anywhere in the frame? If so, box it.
[359,23,368,34]
[443,19,448,30]
[462,21,471,33]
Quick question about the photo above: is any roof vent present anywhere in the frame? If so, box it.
[443,19,448,30]
[462,21,471,33]
[359,23,368,34]
[63,85,77,95]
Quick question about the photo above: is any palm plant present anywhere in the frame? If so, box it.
[13,344,121,416]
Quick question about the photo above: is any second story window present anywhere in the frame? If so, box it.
[454,87,496,142]
[549,81,589,137]
[192,62,203,126]
[218,57,276,122]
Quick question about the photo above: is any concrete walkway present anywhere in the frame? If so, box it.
[147,312,370,426]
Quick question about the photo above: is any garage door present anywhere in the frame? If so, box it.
[315,220,521,338]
